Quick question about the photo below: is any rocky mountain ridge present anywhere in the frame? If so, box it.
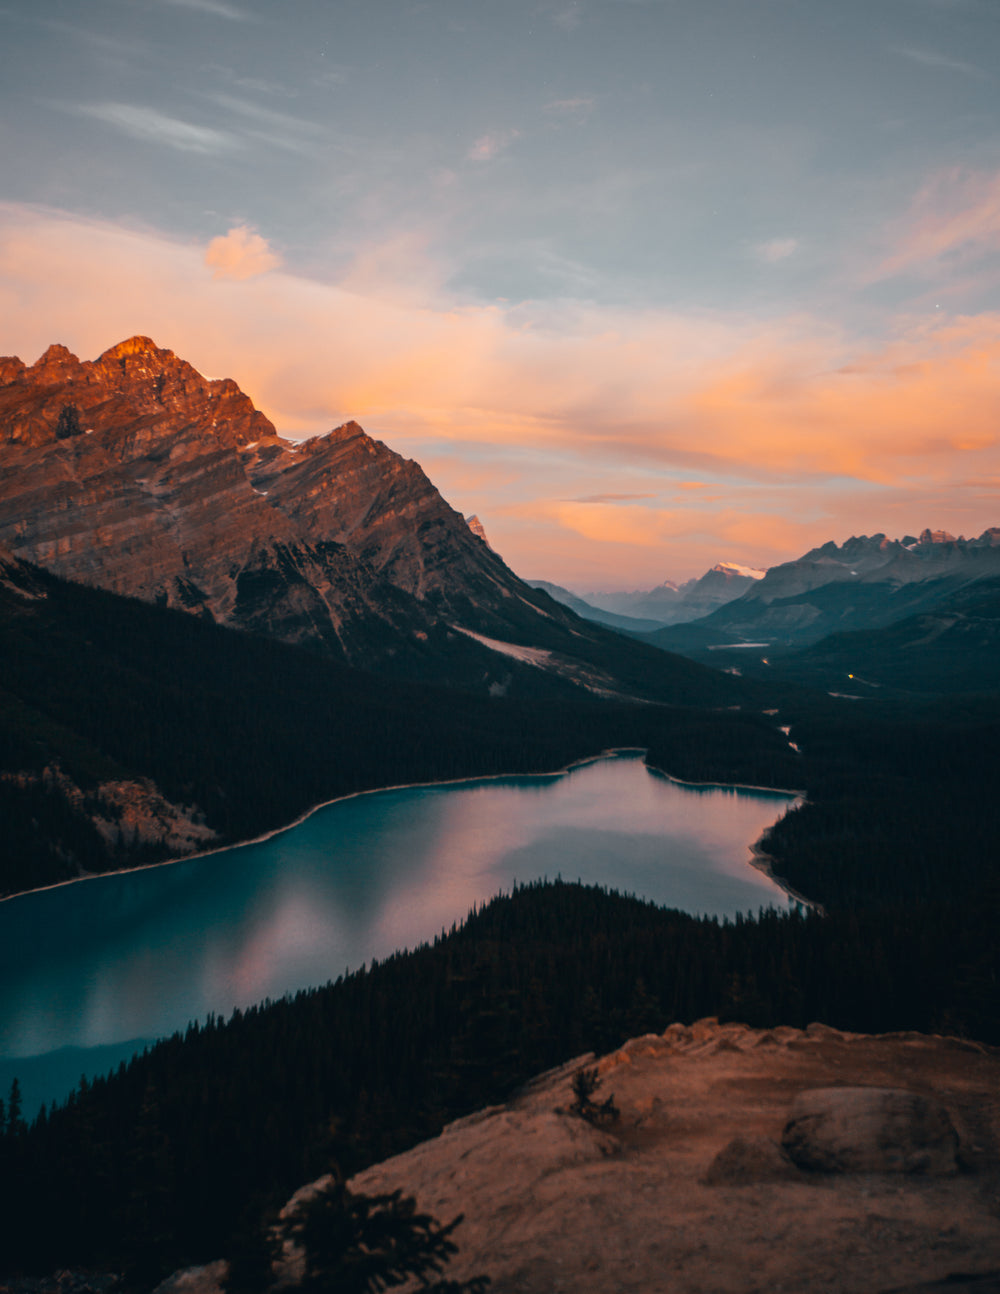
[754,528,1000,605]
[0,337,540,669]
[1,337,732,702]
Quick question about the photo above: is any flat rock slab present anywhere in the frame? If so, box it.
[782,1086,960,1175]
[342,1020,1000,1294]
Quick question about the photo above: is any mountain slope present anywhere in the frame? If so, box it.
[0,337,740,705]
[757,580,1000,696]
[527,580,669,632]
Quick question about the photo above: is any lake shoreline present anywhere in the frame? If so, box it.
[0,751,808,1117]
[1,749,806,907]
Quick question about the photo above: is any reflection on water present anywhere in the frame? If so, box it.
[0,754,796,1105]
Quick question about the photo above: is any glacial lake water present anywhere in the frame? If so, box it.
[0,752,798,1114]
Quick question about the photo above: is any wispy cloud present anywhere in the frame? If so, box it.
[207,93,324,153]
[573,493,658,503]
[467,130,520,162]
[77,103,238,155]
[875,168,1000,278]
[202,67,299,98]
[162,0,252,20]
[892,44,987,78]
[543,97,595,123]
[204,226,282,280]
[41,20,149,62]
[551,4,584,31]
[754,237,799,263]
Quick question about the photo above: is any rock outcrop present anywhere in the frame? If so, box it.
[1,764,219,862]
[0,338,590,678]
[316,1019,1000,1294]
[781,1085,960,1176]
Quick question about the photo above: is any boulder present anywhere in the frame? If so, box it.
[781,1086,959,1175]
[151,1261,227,1294]
[705,1135,802,1186]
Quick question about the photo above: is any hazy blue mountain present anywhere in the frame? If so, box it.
[526,580,670,632]
[584,562,765,625]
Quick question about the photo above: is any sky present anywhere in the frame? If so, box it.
[1,0,1000,588]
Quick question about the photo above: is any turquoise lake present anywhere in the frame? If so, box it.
[0,752,798,1113]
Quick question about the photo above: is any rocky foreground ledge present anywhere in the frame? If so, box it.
[293,1018,1000,1294]
[158,1018,1000,1294]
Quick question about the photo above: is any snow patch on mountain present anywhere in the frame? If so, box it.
[454,626,553,666]
[715,562,766,580]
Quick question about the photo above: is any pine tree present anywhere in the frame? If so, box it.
[6,1078,23,1136]
[287,1170,490,1294]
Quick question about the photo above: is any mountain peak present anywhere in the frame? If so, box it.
[466,515,492,547]
[100,335,166,362]
[918,528,957,546]
[30,343,80,374]
[712,562,766,580]
[0,337,611,687]
[0,356,26,386]
[327,419,366,440]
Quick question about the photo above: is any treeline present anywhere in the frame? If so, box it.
[1,879,996,1284]
[0,562,800,896]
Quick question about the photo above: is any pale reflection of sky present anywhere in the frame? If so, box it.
[0,755,796,1070]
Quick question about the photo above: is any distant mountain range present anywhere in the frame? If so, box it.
[634,529,1000,695]
[641,529,1000,646]
[582,562,766,624]
[531,529,1000,696]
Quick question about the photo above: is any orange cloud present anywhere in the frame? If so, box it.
[204,225,282,280]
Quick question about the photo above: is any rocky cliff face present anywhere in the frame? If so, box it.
[0,338,586,675]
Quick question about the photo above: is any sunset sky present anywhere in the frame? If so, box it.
[2,0,999,587]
